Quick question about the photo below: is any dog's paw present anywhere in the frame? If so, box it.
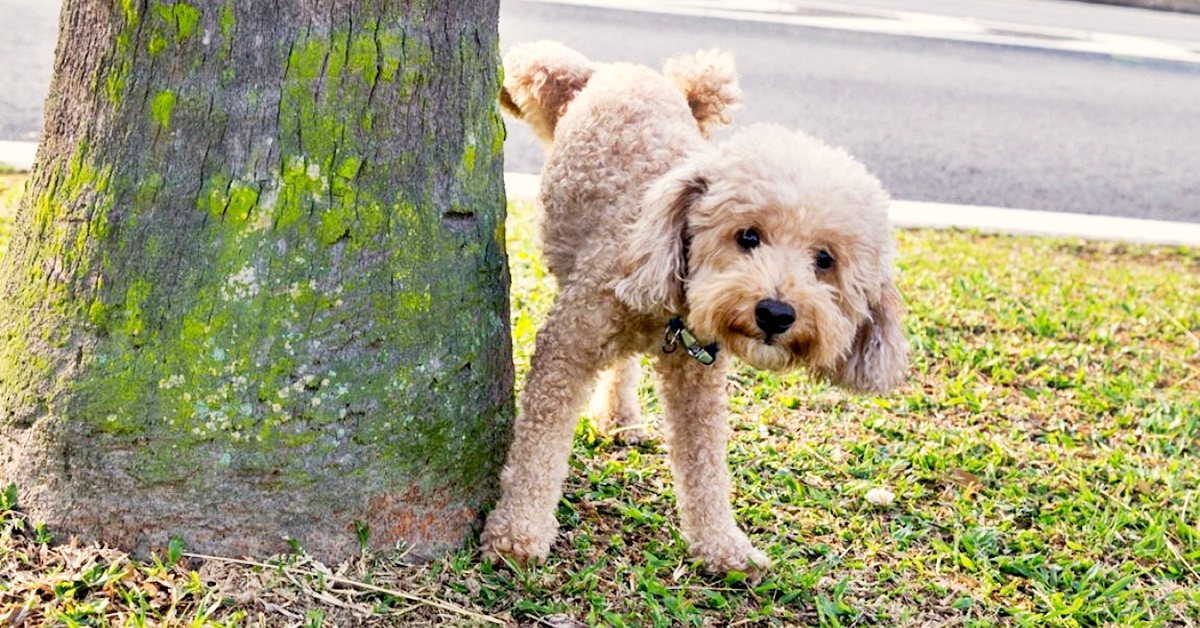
[688,531,772,575]
[479,510,554,568]
[698,545,771,576]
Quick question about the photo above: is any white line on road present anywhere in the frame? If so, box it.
[514,0,1200,64]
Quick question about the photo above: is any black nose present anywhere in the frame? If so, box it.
[755,299,796,336]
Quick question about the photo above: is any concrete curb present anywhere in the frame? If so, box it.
[504,172,1200,248]
[0,141,37,172]
[888,200,1200,247]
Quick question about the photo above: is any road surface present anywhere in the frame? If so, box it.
[500,0,1200,223]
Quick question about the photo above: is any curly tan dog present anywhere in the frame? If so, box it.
[482,41,909,574]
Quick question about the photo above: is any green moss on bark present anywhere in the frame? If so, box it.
[150,91,176,129]
[11,15,510,490]
[153,2,201,42]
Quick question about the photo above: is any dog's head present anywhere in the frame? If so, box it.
[615,124,909,393]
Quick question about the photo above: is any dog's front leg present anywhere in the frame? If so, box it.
[655,351,771,574]
[481,293,608,567]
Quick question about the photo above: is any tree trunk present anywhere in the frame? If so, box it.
[0,0,512,562]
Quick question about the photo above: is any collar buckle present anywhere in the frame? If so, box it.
[663,317,719,366]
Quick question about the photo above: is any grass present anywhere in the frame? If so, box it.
[2,180,1198,626]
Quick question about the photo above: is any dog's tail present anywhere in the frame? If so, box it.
[663,49,743,139]
[500,41,595,147]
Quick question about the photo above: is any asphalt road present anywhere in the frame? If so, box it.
[0,0,57,142]
[3,0,1199,222]
[500,1,1200,223]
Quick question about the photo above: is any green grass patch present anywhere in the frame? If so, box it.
[1,189,1198,626]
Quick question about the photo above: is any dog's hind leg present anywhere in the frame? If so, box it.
[481,290,611,566]
[589,356,649,443]
[654,351,771,574]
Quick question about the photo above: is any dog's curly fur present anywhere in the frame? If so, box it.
[483,41,910,574]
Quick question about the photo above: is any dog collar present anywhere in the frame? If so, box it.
[662,317,719,366]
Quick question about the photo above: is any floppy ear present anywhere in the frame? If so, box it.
[613,168,707,314]
[822,280,909,393]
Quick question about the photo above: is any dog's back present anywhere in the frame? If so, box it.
[501,42,741,281]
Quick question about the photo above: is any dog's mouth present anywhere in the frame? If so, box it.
[713,318,816,371]
[732,322,810,353]
[756,323,812,356]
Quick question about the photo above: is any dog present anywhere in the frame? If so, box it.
[482,41,909,574]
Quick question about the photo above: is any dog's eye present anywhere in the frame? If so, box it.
[814,249,835,270]
[735,229,761,251]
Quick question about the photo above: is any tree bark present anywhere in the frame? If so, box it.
[0,0,512,562]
